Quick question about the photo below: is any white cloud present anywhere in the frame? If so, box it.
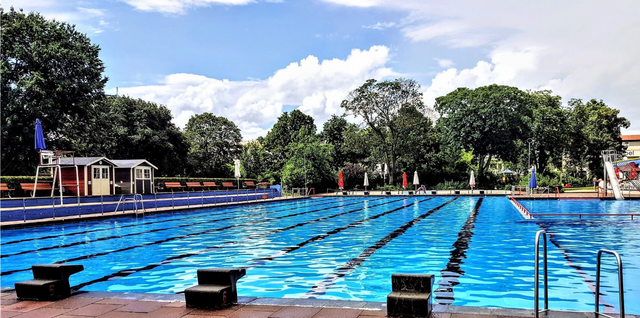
[118,0,256,14]
[322,0,640,133]
[77,7,105,16]
[434,58,454,68]
[362,21,395,30]
[116,46,396,140]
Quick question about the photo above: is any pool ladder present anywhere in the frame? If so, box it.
[114,194,145,216]
[534,230,625,318]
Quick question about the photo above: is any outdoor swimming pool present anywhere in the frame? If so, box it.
[1,196,638,314]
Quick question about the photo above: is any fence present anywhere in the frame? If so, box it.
[0,188,280,223]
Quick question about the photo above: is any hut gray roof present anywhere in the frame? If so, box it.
[111,159,158,169]
[57,157,114,166]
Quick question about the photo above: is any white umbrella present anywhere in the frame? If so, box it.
[413,171,419,190]
[234,159,241,190]
[363,172,369,191]
[469,170,476,191]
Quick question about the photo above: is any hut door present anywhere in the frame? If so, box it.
[92,166,110,195]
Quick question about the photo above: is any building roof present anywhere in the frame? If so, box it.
[111,159,158,170]
[57,157,115,166]
[621,135,640,141]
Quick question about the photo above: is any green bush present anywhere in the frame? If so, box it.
[155,177,257,187]
[0,176,53,189]
[433,180,468,190]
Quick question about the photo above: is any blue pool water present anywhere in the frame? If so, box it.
[1,197,638,314]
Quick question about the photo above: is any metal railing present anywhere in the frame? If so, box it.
[115,194,145,214]
[534,231,626,318]
[596,249,625,318]
[534,230,549,318]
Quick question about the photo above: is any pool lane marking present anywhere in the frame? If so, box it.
[536,222,616,312]
[68,197,407,290]
[302,197,459,298]
[434,198,483,304]
[0,196,342,246]
[244,197,436,266]
[0,197,364,258]
[1,197,393,276]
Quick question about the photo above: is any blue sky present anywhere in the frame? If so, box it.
[5,0,640,139]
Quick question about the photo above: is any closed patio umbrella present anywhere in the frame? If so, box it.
[234,159,241,190]
[402,172,408,189]
[413,171,419,190]
[363,172,369,191]
[529,167,537,193]
[469,170,476,191]
[35,119,46,151]
[338,171,344,190]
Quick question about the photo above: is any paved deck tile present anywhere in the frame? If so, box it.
[116,300,165,313]
[10,307,70,318]
[63,303,122,316]
[312,307,363,318]
[2,300,54,312]
[270,306,322,318]
[45,296,102,309]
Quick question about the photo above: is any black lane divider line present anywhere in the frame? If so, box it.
[1,197,392,277]
[1,196,342,246]
[244,197,435,266]
[0,197,364,258]
[69,197,405,291]
[303,197,458,298]
[434,198,483,304]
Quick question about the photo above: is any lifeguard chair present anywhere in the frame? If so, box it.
[33,150,80,205]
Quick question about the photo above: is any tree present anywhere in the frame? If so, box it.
[86,96,189,176]
[239,140,274,182]
[566,98,629,174]
[320,115,349,170]
[434,85,533,183]
[1,9,108,175]
[262,109,316,183]
[281,140,333,188]
[341,78,426,184]
[529,91,570,172]
[184,113,242,177]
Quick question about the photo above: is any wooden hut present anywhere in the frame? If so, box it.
[112,159,158,194]
[57,157,117,196]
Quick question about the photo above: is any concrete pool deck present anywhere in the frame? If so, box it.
[2,290,634,318]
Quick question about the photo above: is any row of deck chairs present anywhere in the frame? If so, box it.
[162,181,257,192]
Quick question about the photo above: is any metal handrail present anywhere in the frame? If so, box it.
[595,249,625,318]
[534,230,549,318]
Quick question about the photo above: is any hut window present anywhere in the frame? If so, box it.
[136,168,151,179]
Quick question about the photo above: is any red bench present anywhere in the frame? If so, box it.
[1,183,15,197]
[244,181,257,188]
[20,183,53,196]
[186,182,204,191]
[164,182,186,192]
[221,182,235,189]
[202,182,219,190]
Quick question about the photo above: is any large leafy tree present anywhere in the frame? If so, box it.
[434,85,533,183]
[239,140,273,182]
[184,113,242,177]
[566,98,629,174]
[1,9,108,175]
[87,96,189,176]
[529,91,570,172]
[341,78,426,184]
[320,115,349,170]
[262,109,316,183]
[281,138,333,188]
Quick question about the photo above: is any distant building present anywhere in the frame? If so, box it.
[622,135,640,159]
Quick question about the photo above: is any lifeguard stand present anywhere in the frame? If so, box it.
[34,150,80,205]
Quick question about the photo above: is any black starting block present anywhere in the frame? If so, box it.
[185,268,246,309]
[387,273,434,317]
[15,264,84,301]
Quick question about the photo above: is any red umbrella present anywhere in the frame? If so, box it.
[402,172,408,189]
[338,171,344,190]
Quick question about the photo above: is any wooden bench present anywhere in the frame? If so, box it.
[244,181,256,188]
[20,183,53,196]
[202,182,219,190]
[164,182,186,192]
[1,183,15,198]
[221,182,235,189]
[186,182,204,191]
